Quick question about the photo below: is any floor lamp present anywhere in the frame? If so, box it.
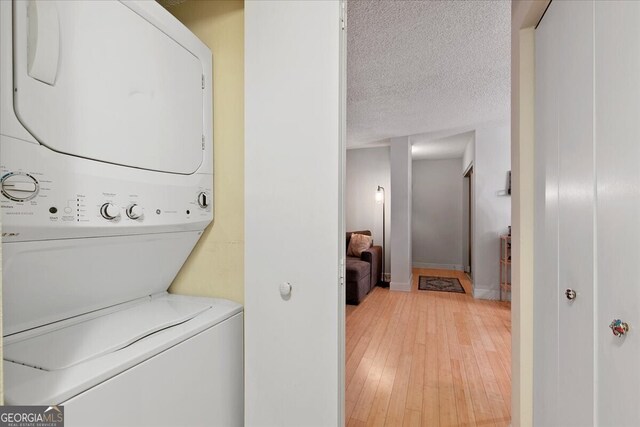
[376,186,389,287]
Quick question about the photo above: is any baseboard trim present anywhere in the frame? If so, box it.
[473,288,501,300]
[391,273,412,292]
[412,262,464,271]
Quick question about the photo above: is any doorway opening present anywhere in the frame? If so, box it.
[343,1,512,425]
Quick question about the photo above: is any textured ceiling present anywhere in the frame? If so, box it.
[412,131,473,160]
[347,0,511,150]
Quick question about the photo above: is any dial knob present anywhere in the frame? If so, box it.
[100,203,120,220]
[1,172,39,201]
[197,192,209,208]
[126,204,144,220]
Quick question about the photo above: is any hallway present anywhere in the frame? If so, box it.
[345,268,511,426]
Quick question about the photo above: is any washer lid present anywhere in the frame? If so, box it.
[4,297,212,371]
[12,0,205,174]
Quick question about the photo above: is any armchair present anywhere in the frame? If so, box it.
[345,230,382,304]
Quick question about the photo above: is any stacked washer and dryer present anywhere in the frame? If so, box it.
[0,1,243,425]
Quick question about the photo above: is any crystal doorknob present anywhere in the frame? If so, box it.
[609,319,630,337]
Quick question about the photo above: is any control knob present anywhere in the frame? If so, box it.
[1,172,39,202]
[197,192,210,208]
[126,204,144,220]
[100,203,120,220]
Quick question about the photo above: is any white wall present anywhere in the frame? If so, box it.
[390,137,412,291]
[245,1,342,425]
[345,147,390,271]
[473,124,511,300]
[411,159,464,270]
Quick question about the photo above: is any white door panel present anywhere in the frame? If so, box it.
[245,1,343,425]
[595,2,640,425]
[555,3,595,426]
[13,0,204,174]
[535,1,640,424]
[535,3,595,425]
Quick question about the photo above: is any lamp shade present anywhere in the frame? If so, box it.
[375,187,384,203]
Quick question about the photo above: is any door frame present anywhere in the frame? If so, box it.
[511,1,551,425]
[338,0,347,424]
[338,0,550,424]
[464,165,473,280]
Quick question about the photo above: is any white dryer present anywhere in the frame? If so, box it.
[0,1,243,426]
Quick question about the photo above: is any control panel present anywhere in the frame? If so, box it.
[0,135,213,242]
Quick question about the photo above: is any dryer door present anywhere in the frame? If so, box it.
[12,0,204,175]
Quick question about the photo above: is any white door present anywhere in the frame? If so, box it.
[244,1,344,426]
[535,1,640,425]
[535,2,595,425]
[595,2,640,424]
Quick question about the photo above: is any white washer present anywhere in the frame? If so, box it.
[0,1,243,425]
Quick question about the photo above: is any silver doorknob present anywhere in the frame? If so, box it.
[609,319,630,337]
[565,289,577,300]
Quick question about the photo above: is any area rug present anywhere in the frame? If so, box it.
[418,276,465,293]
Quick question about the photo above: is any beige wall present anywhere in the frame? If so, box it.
[511,1,549,426]
[167,1,244,304]
[511,27,534,427]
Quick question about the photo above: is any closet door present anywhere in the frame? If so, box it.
[244,1,344,425]
[534,1,595,425]
[595,2,640,425]
[555,2,595,425]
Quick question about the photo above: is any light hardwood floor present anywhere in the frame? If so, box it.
[345,268,511,427]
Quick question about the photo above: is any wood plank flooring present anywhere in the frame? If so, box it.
[345,268,511,427]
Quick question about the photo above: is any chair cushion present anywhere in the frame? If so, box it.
[347,233,373,257]
[346,230,372,248]
[346,258,370,281]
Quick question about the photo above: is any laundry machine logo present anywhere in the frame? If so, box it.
[0,405,64,427]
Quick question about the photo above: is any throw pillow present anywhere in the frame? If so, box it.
[347,233,373,257]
